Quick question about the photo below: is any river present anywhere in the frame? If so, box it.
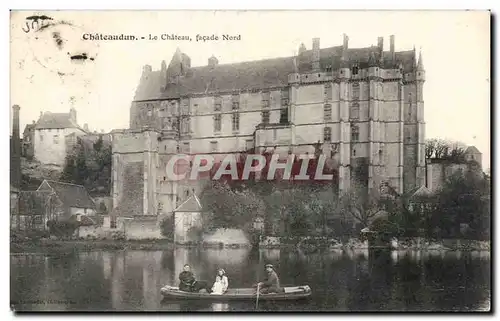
[10,248,491,312]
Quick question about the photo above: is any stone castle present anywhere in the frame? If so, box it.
[111,34,426,218]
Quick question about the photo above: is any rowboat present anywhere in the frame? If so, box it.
[160,285,312,301]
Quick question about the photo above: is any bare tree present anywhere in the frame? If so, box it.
[425,138,438,159]
[426,138,467,162]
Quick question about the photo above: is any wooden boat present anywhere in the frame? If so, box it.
[160,285,312,301]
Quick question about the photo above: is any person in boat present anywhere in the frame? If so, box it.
[178,264,212,293]
[256,264,283,294]
[211,268,229,295]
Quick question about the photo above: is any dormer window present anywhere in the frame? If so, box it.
[352,66,359,75]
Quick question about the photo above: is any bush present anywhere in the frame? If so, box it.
[47,219,80,239]
[160,216,174,239]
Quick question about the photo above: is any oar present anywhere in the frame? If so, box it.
[256,283,260,309]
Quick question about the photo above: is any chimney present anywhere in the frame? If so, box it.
[208,55,219,68]
[378,37,384,50]
[11,105,21,190]
[143,64,152,75]
[341,34,349,67]
[298,43,306,55]
[390,35,395,61]
[312,38,320,71]
[343,34,349,51]
[84,123,89,132]
[70,107,77,123]
[377,36,384,64]
[39,111,43,119]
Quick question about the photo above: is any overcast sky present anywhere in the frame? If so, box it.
[10,10,490,169]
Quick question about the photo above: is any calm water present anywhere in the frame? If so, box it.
[10,248,490,312]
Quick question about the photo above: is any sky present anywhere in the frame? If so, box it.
[9,10,491,169]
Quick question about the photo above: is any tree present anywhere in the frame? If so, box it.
[433,170,491,239]
[425,138,467,162]
[339,189,385,228]
[60,137,112,196]
[199,181,265,234]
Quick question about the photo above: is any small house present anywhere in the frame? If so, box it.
[173,194,203,244]
[36,180,96,221]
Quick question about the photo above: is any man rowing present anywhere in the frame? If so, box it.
[255,264,283,294]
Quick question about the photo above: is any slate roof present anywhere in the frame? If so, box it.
[174,194,202,212]
[38,180,96,209]
[134,45,416,101]
[36,112,79,130]
[23,123,35,136]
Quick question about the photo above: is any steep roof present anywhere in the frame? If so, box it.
[23,123,35,135]
[36,112,79,130]
[174,194,202,212]
[410,185,431,198]
[38,180,96,209]
[465,146,481,154]
[134,46,416,101]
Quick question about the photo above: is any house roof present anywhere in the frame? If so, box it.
[410,185,431,198]
[36,112,79,130]
[465,146,481,154]
[23,123,35,135]
[174,194,202,212]
[134,46,416,101]
[38,180,96,209]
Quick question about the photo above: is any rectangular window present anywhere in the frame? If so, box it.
[245,139,253,151]
[324,104,332,122]
[181,117,190,134]
[351,125,359,142]
[53,135,59,144]
[352,82,360,100]
[281,88,290,106]
[182,142,190,154]
[352,66,359,75]
[214,96,222,111]
[214,114,221,132]
[210,141,218,152]
[324,83,333,100]
[324,127,332,142]
[262,99,269,108]
[280,107,288,124]
[232,94,240,110]
[232,113,240,131]
[262,111,270,124]
[350,103,359,120]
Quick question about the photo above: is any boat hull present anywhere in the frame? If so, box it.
[160,285,312,301]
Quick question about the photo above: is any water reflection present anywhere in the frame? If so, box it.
[10,248,491,312]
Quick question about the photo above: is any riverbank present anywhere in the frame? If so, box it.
[10,239,176,254]
[10,236,490,254]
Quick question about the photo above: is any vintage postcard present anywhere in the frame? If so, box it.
[9,10,491,312]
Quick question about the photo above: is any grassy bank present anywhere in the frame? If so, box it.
[10,239,175,254]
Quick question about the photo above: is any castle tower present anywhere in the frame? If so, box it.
[111,128,160,217]
[338,33,351,193]
[415,49,426,187]
[367,39,384,192]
